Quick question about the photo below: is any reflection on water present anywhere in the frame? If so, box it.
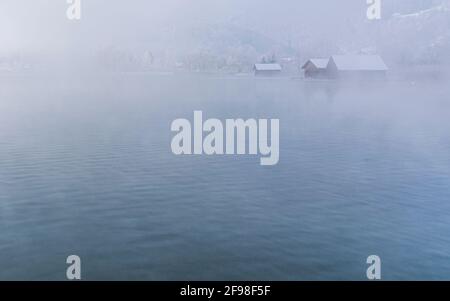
[0,73,449,280]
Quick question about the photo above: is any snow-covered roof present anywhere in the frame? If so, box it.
[254,63,282,71]
[330,55,388,71]
[302,58,329,69]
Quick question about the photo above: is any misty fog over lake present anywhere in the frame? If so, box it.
[1,0,450,280]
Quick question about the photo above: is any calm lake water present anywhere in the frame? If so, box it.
[0,73,449,280]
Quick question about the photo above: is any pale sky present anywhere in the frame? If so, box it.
[0,0,367,53]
